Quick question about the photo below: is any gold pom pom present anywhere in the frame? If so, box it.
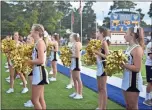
[11,44,34,74]
[47,43,54,57]
[105,50,128,76]
[60,46,72,67]
[82,39,102,65]
[1,39,16,55]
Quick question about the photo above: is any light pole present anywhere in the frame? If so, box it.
[101,10,104,26]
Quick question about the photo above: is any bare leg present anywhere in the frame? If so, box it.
[19,73,27,88]
[51,61,57,78]
[69,70,73,85]
[39,86,46,109]
[97,76,107,109]
[146,82,152,96]
[73,71,83,95]
[72,71,78,93]
[125,91,139,110]
[10,66,15,88]
[32,85,43,109]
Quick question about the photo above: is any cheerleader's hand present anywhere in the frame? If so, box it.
[121,62,126,69]
[94,53,98,58]
[93,50,100,55]
[26,60,33,66]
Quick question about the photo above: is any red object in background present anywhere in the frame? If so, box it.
[71,10,74,25]
[79,0,82,15]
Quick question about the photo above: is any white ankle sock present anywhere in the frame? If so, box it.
[146,93,151,100]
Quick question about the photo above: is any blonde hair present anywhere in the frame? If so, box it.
[32,24,48,46]
[129,27,145,50]
[70,33,80,42]
[32,24,44,38]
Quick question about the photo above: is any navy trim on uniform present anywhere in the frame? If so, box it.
[126,55,140,92]
[146,65,152,82]
[100,48,107,76]
[28,71,33,76]
[126,71,140,92]
[38,66,49,85]
[101,72,106,76]
[73,58,80,71]
[35,48,46,59]
[52,51,57,61]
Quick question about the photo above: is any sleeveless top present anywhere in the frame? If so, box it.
[32,39,46,66]
[121,44,143,92]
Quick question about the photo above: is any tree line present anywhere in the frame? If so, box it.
[1,1,152,39]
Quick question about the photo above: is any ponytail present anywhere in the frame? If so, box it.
[106,40,111,46]
[43,37,48,47]
[129,27,145,50]
[137,28,145,50]
[32,24,47,46]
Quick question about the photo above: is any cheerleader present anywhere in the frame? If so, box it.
[5,36,11,81]
[24,35,34,107]
[6,32,28,94]
[5,36,11,72]
[27,24,49,109]
[49,33,59,81]
[66,36,74,89]
[69,33,83,99]
[93,27,110,109]
[47,34,53,75]
[122,27,144,109]
[143,39,152,106]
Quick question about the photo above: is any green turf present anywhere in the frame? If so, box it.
[82,45,147,85]
[1,54,124,109]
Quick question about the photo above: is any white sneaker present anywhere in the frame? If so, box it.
[49,70,53,74]
[66,84,72,89]
[5,69,9,73]
[24,100,31,105]
[143,99,152,106]
[5,65,9,69]
[69,92,77,98]
[73,94,83,99]
[6,88,14,93]
[6,79,10,83]
[24,101,34,108]
[5,76,10,80]
[20,81,27,85]
[21,88,28,93]
[49,77,56,81]
[16,75,20,79]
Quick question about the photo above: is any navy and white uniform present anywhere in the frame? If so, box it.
[32,39,49,85]
[121,44,143,92]
[96,48,106,76]
[145,42,152,82]
[70,43,81,71]
[50,46,59,61]
[28,71,33,76]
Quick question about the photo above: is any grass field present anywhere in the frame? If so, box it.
[1,54,124,109]
[82,45,147,85]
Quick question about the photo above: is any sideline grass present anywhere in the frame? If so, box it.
[1,54,124,109]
